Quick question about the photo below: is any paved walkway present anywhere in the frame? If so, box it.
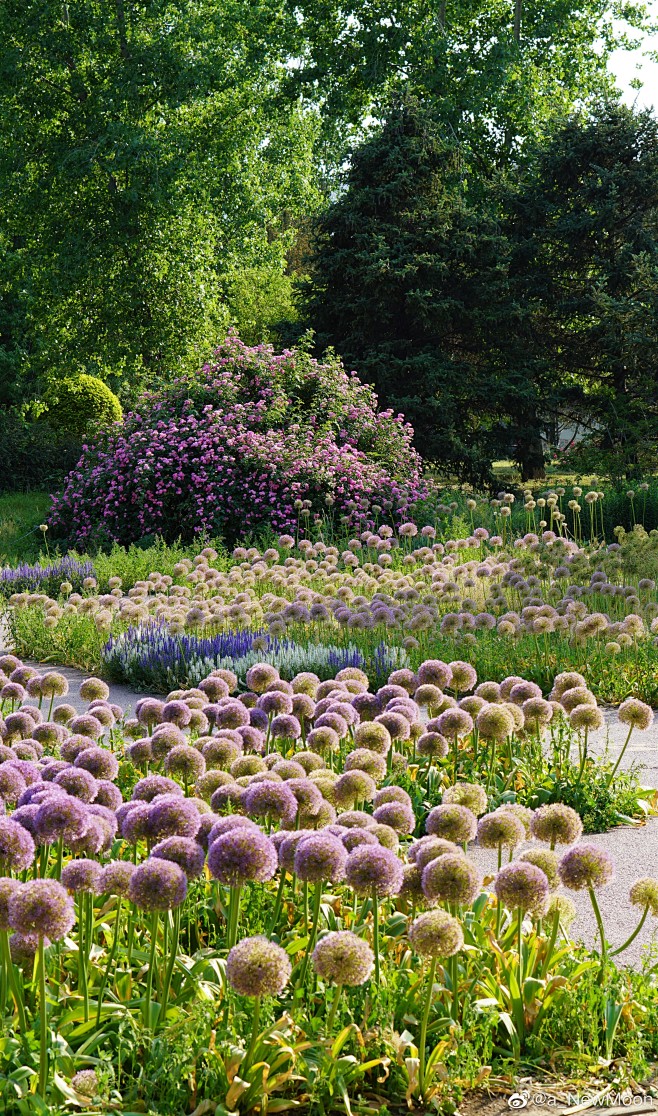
[4,642,658,967]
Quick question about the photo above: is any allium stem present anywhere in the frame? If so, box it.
[96,898,123,1027]
[541,906,560,977]
[158,906,181,1030]
[418,957,437,1099]
[610,905,648,958]
[38,935,48,1098]
[1,929,28,1042]
[298,882,323,990]
[325,982,343,1035]
[372,887,380,987]
[243,994,261,1075]
[268,870,287,936]
[606,726,633,788]
[588,887,607,966]
[144,911,159,1028]
[227,885,243,950]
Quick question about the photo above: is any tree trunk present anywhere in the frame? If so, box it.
[516,427,546,481]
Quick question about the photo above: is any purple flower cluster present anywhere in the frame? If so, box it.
[48,336,425,547]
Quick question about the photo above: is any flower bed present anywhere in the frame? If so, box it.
[0,652,655,1109]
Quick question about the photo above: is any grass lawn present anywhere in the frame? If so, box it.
[0,490,52,566]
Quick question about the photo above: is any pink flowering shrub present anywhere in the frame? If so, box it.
[48,335,425,547]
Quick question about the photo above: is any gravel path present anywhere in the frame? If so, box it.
[4,639,658,967]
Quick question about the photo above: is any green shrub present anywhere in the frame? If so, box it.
[0,409,81,493]
[43,374,122,438]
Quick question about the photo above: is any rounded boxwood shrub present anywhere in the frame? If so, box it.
[48,334,425,547]
[44,374,123,439]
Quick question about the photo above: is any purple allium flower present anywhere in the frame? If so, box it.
[421,854,481,905]
[71,1070,99,1099]
[161,700,192,729]
[312,930,374,986]
[6,759,40,785]
[249,707,269,732]
[629,878,658,916]
[61,859,103,894]
[136,698,165,728]
[417,660,452,689]
[12,804,39,837]
[202,737,242,769]
[436,708,474,739]
[209,812,264,843]
[39,761,71,784]
[53,767,99,803]
[306,726,340,755]
[60,735,96,763]
[35,795,89,845]
[0,817,35,871]
[210,784,246,813]
[519,849,560,890]
[226,935,291,997]
[344,749,387,782]
[342,828,378,852]
[246,664,280,693]
[373,787,412,810]
[243,781,297,826]
[237,725,265,753]
[344,844,403,897]
[475,705,515,741]
[410,837,463,871]
[132,775,182,803]
[94,780,123,811]
[79,678,110,702]
[372,801,415,834]
[9,878,75,939]
[0,765,26,805]
[164,744,206,783]
[151,836,206,880]
[618,698,653,731]
[74,747,119,781]
[400,862,425,903]
[294,832,347,883]
[442,783,488,815]
[270,714,302,741]
[147,795,200,841]
[128,859,188,910]
[494,862,550,916]
[426,804,477,844]
[4,711,36,739]
[0,877,22,929]
[477,811,525,850]
[278,829,314,872]
[408,909,464,958]
[333,770,376,808]
[415,732,449,761]
[284,778,323,815]
[10,931,48,965]
[99,860,136,897]
[530,804,583,847]
[69,715,104,740]
[558,844,614,891]
[213,700,251,729]
[207,828,277,886]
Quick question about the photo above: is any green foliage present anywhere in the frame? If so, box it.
[0,412,81,495]
[305,101,658,486]
[0,0,320,401]
[43,375,122,439]
[305,99,509,488]
[0,491,51,564]
[499,103,658,482]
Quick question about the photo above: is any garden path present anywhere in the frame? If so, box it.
[5,649,658,967]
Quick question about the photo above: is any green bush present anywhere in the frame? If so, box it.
[43,374,122,438]
[0,409,81,493]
